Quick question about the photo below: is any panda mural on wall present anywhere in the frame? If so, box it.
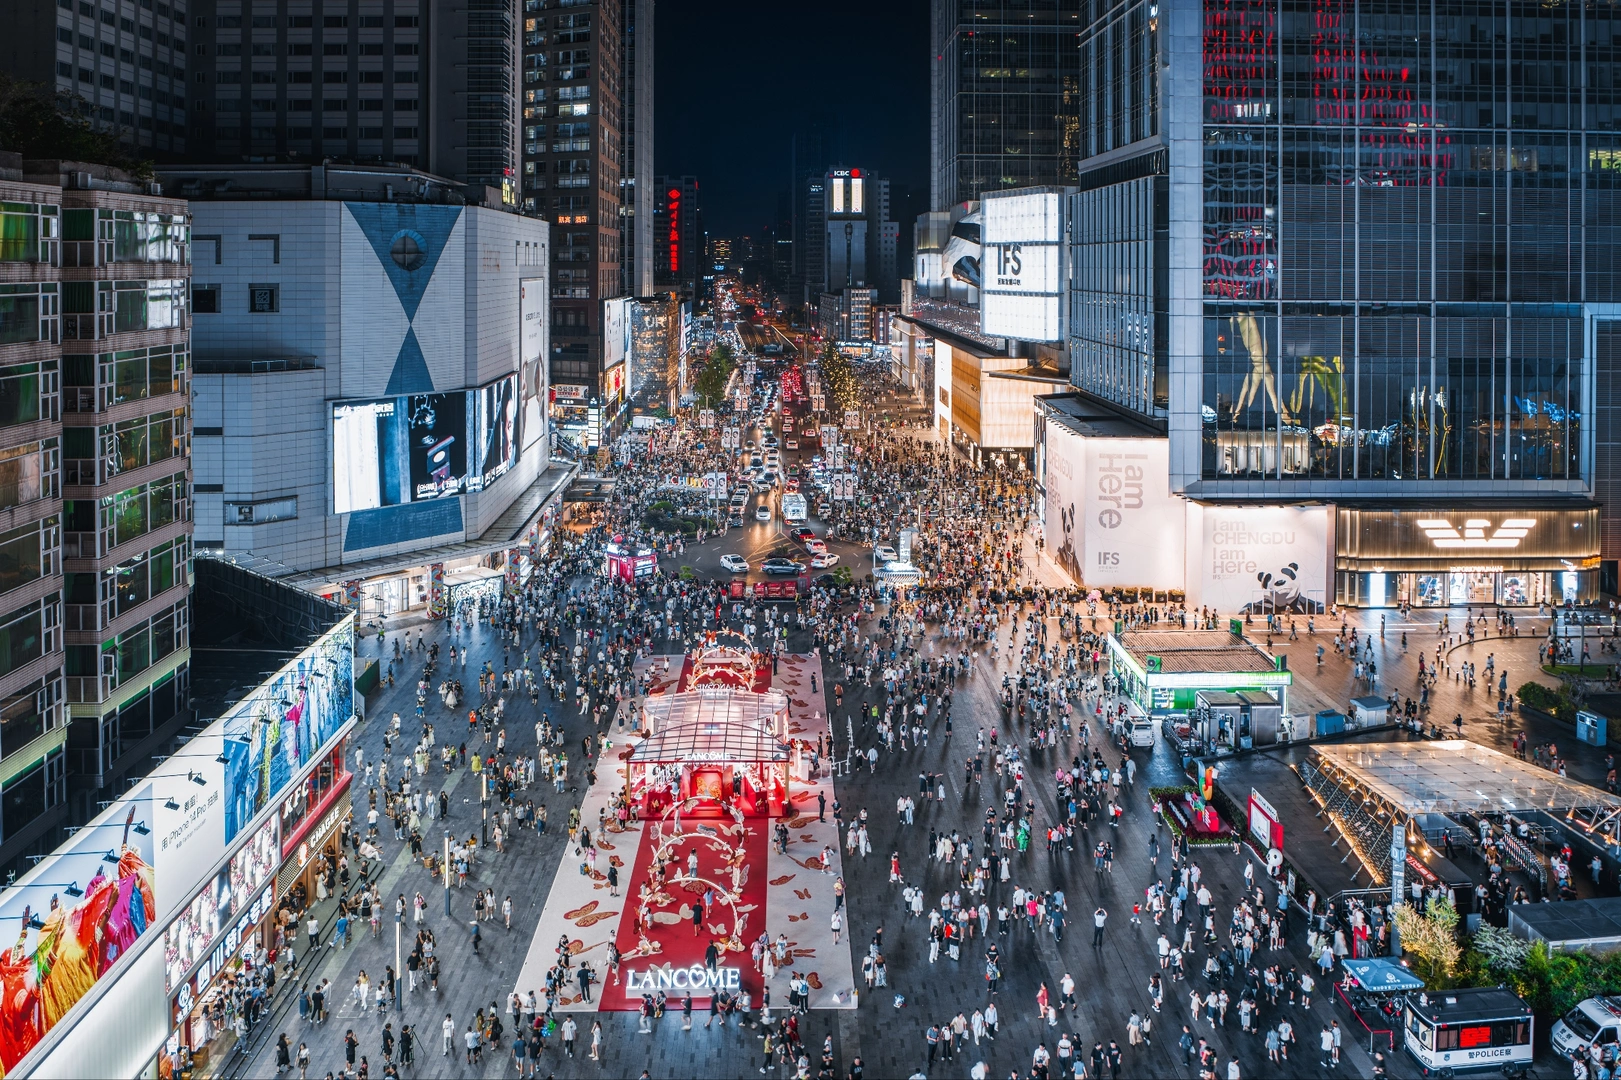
[1244,560,1325,614]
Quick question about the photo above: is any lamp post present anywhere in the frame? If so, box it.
[481,771,489,847]
[443,831,451,917]
[394,918,401,1012]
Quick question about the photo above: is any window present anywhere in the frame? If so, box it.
[289,15,311,27]
[0,596,51,681]
[322,15,346,27]
[0,360,53,426]
[225,497,296,524]
[248,283,278,312]
[192,284,218,313]
[0,518,51,597]
[323,43,347,56]
[357,14,381,26]
[0,441,56,513]
[0,676,62,762]
[394,42,417,55]
[395,15,418,27]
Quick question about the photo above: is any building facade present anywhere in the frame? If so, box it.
[8,0,191,157]
[0,156,193,880]
[521,0,625,425]
[178,0,517,192]
[619,0,654,298]
[1052,0,1621,609]
[653,175,702,301]
[929,0,1082,211]
[159,163,561,616]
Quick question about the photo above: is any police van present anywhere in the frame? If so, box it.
[1552,994,1621,1062]
[1403,987,1533,1075]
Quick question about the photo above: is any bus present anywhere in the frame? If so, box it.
[780,492,807,524]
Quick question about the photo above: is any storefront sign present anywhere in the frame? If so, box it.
[623,964,742,994]
[1335,506,1599,566]
[165,816,280,993]
[282,770,352,861]
[172,882,273,1016]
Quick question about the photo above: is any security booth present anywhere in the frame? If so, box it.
[1107,630,1292,736]
[1348,695,1392,730]
[1402,987,1533,1076]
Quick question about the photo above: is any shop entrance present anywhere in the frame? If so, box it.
[1449,571,1496,606]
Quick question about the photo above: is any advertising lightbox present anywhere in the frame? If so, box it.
[1043,426,1184,590]
[980,190,1065,342]
[469,375,518,492]
[520,278,546,449]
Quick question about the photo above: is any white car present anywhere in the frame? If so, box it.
[720,554,749,573]
[874,544,899,564]
[755,505,772,522]
[810,552,840,568]
[802,537,827,554]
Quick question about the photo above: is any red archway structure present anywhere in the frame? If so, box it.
[629,687,792,819]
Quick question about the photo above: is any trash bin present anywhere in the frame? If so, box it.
[1577,710,1608,747]
[1314,710,1346,736]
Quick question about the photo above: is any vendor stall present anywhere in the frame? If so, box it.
[629,687,792,818]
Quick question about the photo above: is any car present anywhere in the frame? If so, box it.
[728,513,745,527]
[810,552,840,568]
[791,527,816,543]
[803,538,827,554]
[719,554,750,573]
[785,479,800,493]
[762,471,779,487]
[874,544,899,564]
[755,506,772,522]
[729,493,748,507]
[761,558,805,576]
[763,435,779,448]
[749,454,763,468]
[816,501,831,517]
[787,464,802,477]
[785,438,799,451]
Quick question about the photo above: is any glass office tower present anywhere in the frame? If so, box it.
[1066,0,1621,605]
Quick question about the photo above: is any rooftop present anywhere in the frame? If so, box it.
[1113,630,1280,675]
[1312,740,1621,817]
[1036,392,1166,439]
[632,688,791,763]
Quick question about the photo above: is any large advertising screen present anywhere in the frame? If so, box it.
[520,278,545,449]
[469,375,518,492]
[332,393,468,514]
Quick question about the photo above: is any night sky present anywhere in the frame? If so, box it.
[653,0,931,239]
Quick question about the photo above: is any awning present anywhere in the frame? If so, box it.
[1341,958,1425,993]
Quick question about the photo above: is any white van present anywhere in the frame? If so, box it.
[1128,718,1155,748]
[1553,996,1621,1060]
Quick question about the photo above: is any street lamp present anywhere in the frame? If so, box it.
[443,831,451,917]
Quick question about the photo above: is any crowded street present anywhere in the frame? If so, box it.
[226,367,1618,1080]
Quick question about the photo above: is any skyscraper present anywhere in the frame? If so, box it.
[178,0,518,191]
[1051,0,1621,609]
[929,0,1082,211]
[7,0,191,157]
[653,175,702,300]
[521,0,627,431]
[620,0,654,298]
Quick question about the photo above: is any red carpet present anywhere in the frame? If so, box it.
[596,821,768,1010]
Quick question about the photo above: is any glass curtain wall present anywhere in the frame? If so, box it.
[1199,0,1621,483]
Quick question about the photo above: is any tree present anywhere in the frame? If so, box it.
[691,346,735,407]
[819,344,858,414]
[0,76,151,178]
[1394,896,1462,986]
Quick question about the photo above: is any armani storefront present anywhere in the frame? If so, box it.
[1333,505,1600,609]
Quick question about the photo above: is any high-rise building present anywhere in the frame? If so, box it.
[521,0,625,429]
[7,0,192,157]
[178,0,517,192]
[619,0,654,298]
[0,155,193,876]
[929,0,1081,211]
[158,161,562,600]
[653,175,702,300]
[1043,0,1621,611]
[803,169,900,309]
